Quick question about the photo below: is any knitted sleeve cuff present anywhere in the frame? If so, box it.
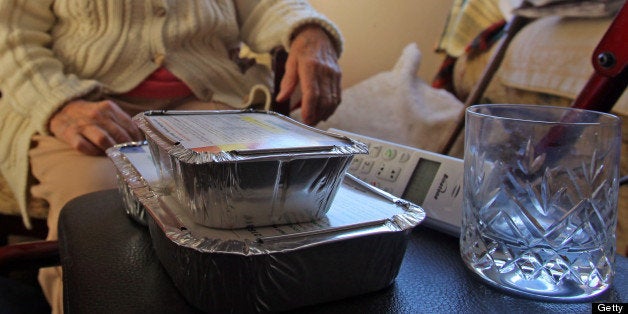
[31,78,103,135]
[283,16,344,56]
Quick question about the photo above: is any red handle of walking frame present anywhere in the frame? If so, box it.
[572,1,628,112]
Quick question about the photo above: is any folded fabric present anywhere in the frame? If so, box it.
[436,0,504,58]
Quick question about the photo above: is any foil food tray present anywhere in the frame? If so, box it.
[107,143,425,313]
[133,110,368,229]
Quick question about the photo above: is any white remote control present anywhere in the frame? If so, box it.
[329,128,464,237]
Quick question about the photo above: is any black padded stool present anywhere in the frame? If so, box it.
[59,189,627,313]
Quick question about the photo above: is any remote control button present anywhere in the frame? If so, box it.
[360,160,374,174]
[383,148,397,160]
[349,157,362,171]
[369,145,381,158]
[399,152,411,163]
[388,167,401,181]
[376,163,386,176]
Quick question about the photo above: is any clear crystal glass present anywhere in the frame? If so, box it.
[461,104,621,301]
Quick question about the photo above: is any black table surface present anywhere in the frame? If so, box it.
[58,189,627,313]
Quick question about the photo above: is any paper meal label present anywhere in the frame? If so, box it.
[237,184,402,238]
[146,113,343,153]
[157,181,409,242]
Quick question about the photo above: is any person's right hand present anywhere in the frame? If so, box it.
[49,99,143,156]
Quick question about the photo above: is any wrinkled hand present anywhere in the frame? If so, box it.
[49,99,143,156]
[276,24,341,125]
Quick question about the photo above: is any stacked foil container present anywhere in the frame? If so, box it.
[134,110,368,229]
[108,110,425,312]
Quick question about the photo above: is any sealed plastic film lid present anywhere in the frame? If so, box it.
[138,110,367,159]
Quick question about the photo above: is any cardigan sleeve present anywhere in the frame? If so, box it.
[0,0,101,134]
[235,0,343,56]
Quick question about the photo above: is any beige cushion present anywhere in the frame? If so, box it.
[497,15,628,116]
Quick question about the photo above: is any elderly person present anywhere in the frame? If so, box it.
[0,1,342,312]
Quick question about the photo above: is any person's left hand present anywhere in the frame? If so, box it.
[275,24,341,125]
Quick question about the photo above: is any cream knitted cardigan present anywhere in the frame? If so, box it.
[0,0,342,228]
